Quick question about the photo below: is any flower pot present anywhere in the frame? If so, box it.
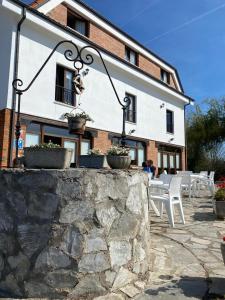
[24,148,73,169]
[215,200,225,219]
[68,117,86,134]
[79,155,109,169]
[106,155,131,169]
[221,242,225,265]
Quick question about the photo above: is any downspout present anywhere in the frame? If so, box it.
[9,7,26,167]
[184,99,191,170]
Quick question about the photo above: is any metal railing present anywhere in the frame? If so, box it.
[55,85,76,106]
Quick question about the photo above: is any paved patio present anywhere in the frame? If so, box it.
[135,192,225,300]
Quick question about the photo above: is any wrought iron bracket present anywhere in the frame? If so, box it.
[12,40,131,165]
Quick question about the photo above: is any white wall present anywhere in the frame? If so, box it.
[0,6,17,109]
[1,1,186,146]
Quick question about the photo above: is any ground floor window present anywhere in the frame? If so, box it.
[25,133,40,147]
[64,140,77,163]
[112,137,146,166]
[25,122,92,166]
[81,140,91,155]
[157,145,182,174]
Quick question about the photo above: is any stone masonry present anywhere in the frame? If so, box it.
[0,169,150,299]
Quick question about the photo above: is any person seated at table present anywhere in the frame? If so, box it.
[142,161,153,179]
[147,160,156,178]
[142,161,149,172]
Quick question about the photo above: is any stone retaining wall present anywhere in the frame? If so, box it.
[0,169,150,299]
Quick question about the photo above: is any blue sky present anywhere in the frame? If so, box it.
[24,0,225,104]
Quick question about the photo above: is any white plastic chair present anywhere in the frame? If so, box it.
[178,174,197,200]
[177,171,193,175]
[159,174,173,186]
[150,176,185,227]
[199,171,215,195]
[200,171,208,178]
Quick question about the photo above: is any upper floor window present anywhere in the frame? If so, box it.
[125,47,138,66]
[67,10,88,36]
[55,65,76,106]
[166,110,174,133]
[125,93,136,123]
[161,69,170,84]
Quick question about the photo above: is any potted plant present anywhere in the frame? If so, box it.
[64,112,93,134]
[24,141,73,169]
[106,145,131,169]
[221,237,225,265]
[79,148,109,169]
[214,187,225,219]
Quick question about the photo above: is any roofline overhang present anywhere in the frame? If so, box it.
[2,0,195,104]
[31,0,185,93]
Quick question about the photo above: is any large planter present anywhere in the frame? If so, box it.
[215,200,225,219]
[221,242,225,265]
[106,155,131,169]
[68,117,86,134]
[79,155,109,169]
[24,147,73,169]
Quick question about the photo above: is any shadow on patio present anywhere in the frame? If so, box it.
[144,276,225,299]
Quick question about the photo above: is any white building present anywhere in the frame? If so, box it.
[0,0,193,172]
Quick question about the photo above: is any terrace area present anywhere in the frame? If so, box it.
[134,192,225,300]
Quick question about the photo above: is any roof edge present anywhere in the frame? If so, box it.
[30,0,184,93]
[8,0,193,102]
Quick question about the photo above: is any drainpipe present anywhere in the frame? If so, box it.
[9,7,26,167]
[184,99,192,170]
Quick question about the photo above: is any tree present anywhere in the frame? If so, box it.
[186,98,225,179]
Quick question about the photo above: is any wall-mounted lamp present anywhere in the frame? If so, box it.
[128,129,136,135]
[160,103,165,109]
[82,68,89,77]
[169,137,174,142]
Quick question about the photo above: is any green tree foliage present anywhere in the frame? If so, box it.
[186,98,225,179]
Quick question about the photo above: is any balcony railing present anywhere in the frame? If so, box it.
[55,85,76,106]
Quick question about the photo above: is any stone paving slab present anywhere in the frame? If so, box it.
[137,193,225,300]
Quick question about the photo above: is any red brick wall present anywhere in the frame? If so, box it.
[45,4,180,91]
[93,130,112,154]
[181,147,186,171]
[0,109,11,168]
[146,140,158,175]
[138,55,161,79]
[47,4,67,26]
[89,23,125,58]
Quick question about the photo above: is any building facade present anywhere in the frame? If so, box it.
[0,0,193,173]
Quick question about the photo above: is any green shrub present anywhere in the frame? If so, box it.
[215,188,225,201]
[29,141,61,149]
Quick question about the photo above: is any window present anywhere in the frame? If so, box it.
[161,69,170,84]
[67,10,88,36]
[166,110,174,134]
[64,140,77,163]
[125,93,136,123]
[158,145,182,174]
[176,154,180,169]
[112,138,146,166]
[55,65,76,106]
[125,47,138,65]
[81,140,91,155]
[26,133,39,147]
